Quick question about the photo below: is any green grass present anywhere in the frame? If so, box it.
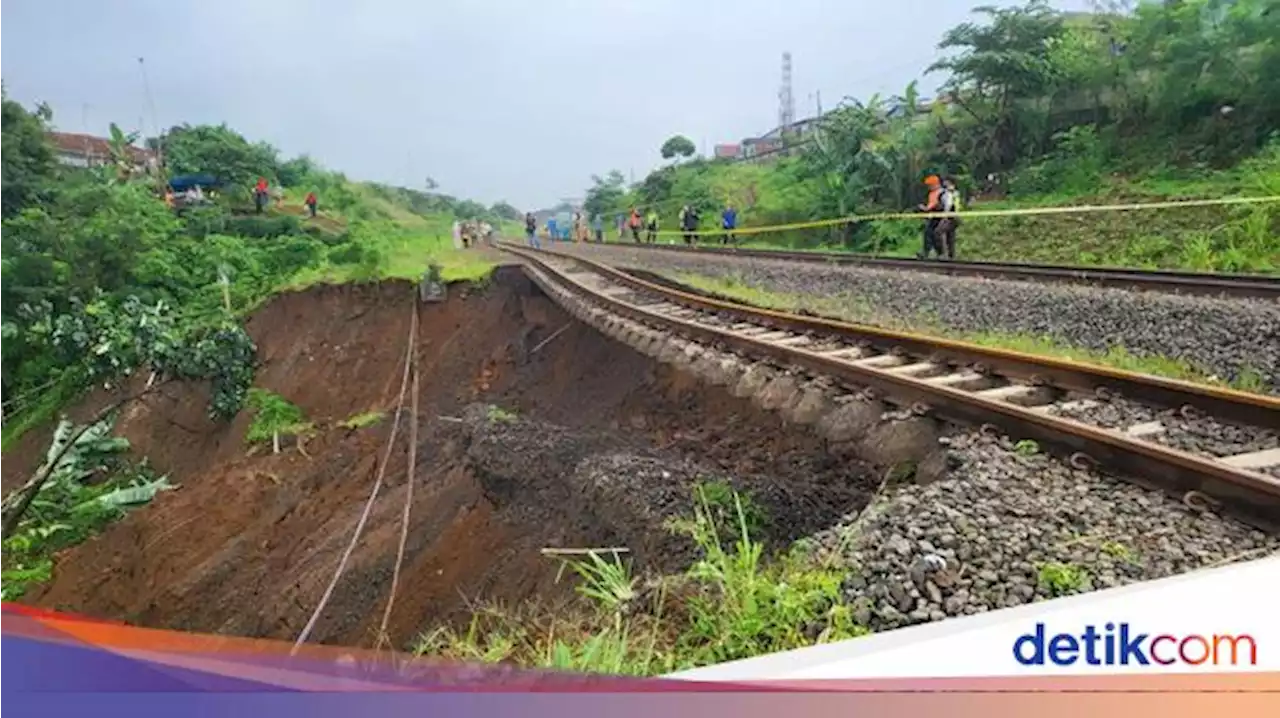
[668,271,1273,394]
[288,224,498,288]
[413,485,866,675]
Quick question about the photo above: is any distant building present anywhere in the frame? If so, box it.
[713,143,742,160]
[737,114,825,164]
[48,131,158,171]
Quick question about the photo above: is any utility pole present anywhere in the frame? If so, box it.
[778,52,795,130]
[138,57,165,185]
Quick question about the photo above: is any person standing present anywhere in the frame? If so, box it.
[936,177,960,259]
[680,204,700,245]
[916,175,943,259]
[525,212,540,248]
[254,177,269,214]
[721,204,738,245]
[628,208,643,242]
[304,191,318,218]
[645,209,659,243]
[592,214,604,243]
[616,213,625,239]
[451,219,463,250]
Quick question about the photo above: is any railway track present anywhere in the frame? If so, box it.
[587,240,1280,300]
[496,241,1280,531]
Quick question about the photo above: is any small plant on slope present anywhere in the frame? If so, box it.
[340,410,385,430]
[486,405,518,424]
[245,389,314,454]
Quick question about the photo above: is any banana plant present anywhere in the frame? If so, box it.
[106,123,142,183]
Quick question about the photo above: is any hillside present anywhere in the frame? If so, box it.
[0,98,513,451]
[581,0,1280,273]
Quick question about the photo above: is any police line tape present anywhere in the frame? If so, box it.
[609,194,1280,238]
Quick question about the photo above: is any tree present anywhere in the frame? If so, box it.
[489,201,521,221]
[162,124,280,189]
[105,123,143,183]
[1,96,57,219]
[928,1,1065,172]
[660,135,697,161]
[278,155,318,187]
[583,170,627,219]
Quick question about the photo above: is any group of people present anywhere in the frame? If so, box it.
[621,208,661,243]
[616,204,739,246]
[251,177,319,217]
[517,177,960,258]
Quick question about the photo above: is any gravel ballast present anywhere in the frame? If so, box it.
[802,431,1279,633]
[552,243,1280,393]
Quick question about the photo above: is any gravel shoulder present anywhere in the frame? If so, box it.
[802,430,1279,632]
[553,242,1280,393]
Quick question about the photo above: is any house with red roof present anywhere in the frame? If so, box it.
[47,131,158,172]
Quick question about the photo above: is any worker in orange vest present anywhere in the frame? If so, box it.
[917,175,943,259]
[628,208,643,243]
[304,191,318,217]
[254,177,269,214]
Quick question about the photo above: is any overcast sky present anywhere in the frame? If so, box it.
[2,0,1087,210]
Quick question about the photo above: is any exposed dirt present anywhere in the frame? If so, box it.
[17,266,878,648]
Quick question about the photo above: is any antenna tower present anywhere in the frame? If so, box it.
[778,52,795,130]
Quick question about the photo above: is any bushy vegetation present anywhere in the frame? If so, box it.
[1,417,174,600]
[1,91,509,449]
[585,0,1280,271]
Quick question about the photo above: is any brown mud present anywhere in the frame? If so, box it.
[13,267,879,648]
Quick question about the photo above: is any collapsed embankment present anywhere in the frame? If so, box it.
[12,266,880,648]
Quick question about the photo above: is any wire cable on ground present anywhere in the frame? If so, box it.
[376,352,419,648]
[291,298,418,655]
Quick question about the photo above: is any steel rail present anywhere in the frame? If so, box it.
[577,241,1280,300]
[499,241,1280,531]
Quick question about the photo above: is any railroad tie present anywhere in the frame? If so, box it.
[884,361,942,377]
[821,346,866,360]
[1219,448,1280,471]
[1124,421,1167,438]
[852,354,909,369]
[924,371,985,387]
[974,384,1041,402]
[775,335,814,347]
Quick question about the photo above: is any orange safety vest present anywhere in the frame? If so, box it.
[924,187,942,212]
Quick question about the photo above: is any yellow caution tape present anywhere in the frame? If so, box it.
[624,194,1280,238]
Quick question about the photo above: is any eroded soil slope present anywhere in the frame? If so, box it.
[21,267,876,647]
